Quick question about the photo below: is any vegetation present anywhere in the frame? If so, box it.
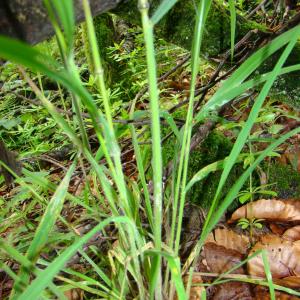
[0,0,300,299]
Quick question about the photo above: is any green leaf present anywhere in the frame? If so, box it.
[202,34,298,242]
[18,216,134,300]
[15,161,76,294]
[151,0,178,25]
[229,0,236,60]
[239,192,252,204]
[195,25,300,122]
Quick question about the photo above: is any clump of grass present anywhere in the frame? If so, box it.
[0,0,300,299]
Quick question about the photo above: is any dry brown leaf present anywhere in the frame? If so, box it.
[203,243,245,274]
[201,244,253,299]
[248,235,300,278]
[275,276,300,289]
[269,223,287,235]
[283,226,300,241]
[229,199,300,223]
[253,286,300,299]
[205,228,250,254]
[211,282,253,300]
[64,289,83,300]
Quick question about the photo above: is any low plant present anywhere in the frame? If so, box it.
[0,0,300,299]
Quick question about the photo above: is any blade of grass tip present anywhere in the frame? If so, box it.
[139,0,163,297]
[151,0,179,25]
[18,216,133,300]
[202,35,298,243]
[229,0,236,60]
[15,161,76,295]
[262,250,276,300]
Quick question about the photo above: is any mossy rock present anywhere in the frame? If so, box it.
[267,162,300,198]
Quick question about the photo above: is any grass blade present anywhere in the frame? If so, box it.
[18,216,134,300]
[151,0,179,25]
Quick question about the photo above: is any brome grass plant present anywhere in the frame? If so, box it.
[0,0,300,299]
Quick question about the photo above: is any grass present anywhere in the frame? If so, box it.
[0,0,300,299]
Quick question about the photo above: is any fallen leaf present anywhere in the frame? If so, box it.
[211,282,253,300]
[202,243,253,300]
[283,226,300,241]
[248,235,300,278]
[253,285,300,299]
[64,288,83,300]
[275,276,300,289]
[269,223,287,235]
[205,228,250,254]
[203,243,245,274]
[229,199,300,223]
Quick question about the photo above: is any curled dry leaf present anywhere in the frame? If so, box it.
[248,235,300,278]
[202,243,253,300]
[275,276,300,289]
[283,226,300,241]
[254,286,300,300]
[205,228,250,255]
[203,243,245,274]
[229,199,300,223]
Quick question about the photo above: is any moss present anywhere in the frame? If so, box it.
[162,129,243,209]
[93,14,118,84]
[186,130,243,209]
[267,162,300,198]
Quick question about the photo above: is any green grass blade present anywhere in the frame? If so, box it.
[18,216,134,300]
[151,0,178,25]
[14,161,76,295]
[44,0,75,54]
[25,161,76,262]
[229,0,236,60]
[202,125,300,243]
[202,35,298,241]
[262,250,276,300]
[185,153,247,192]
[160,110,181,141]
[195,25,300,122]
[139,0,164,296]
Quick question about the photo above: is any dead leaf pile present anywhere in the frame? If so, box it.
[189,199,300,299]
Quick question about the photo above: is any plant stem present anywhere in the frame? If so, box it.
[139,0,163,298]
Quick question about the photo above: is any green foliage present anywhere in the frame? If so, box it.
[0,0,300,299]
